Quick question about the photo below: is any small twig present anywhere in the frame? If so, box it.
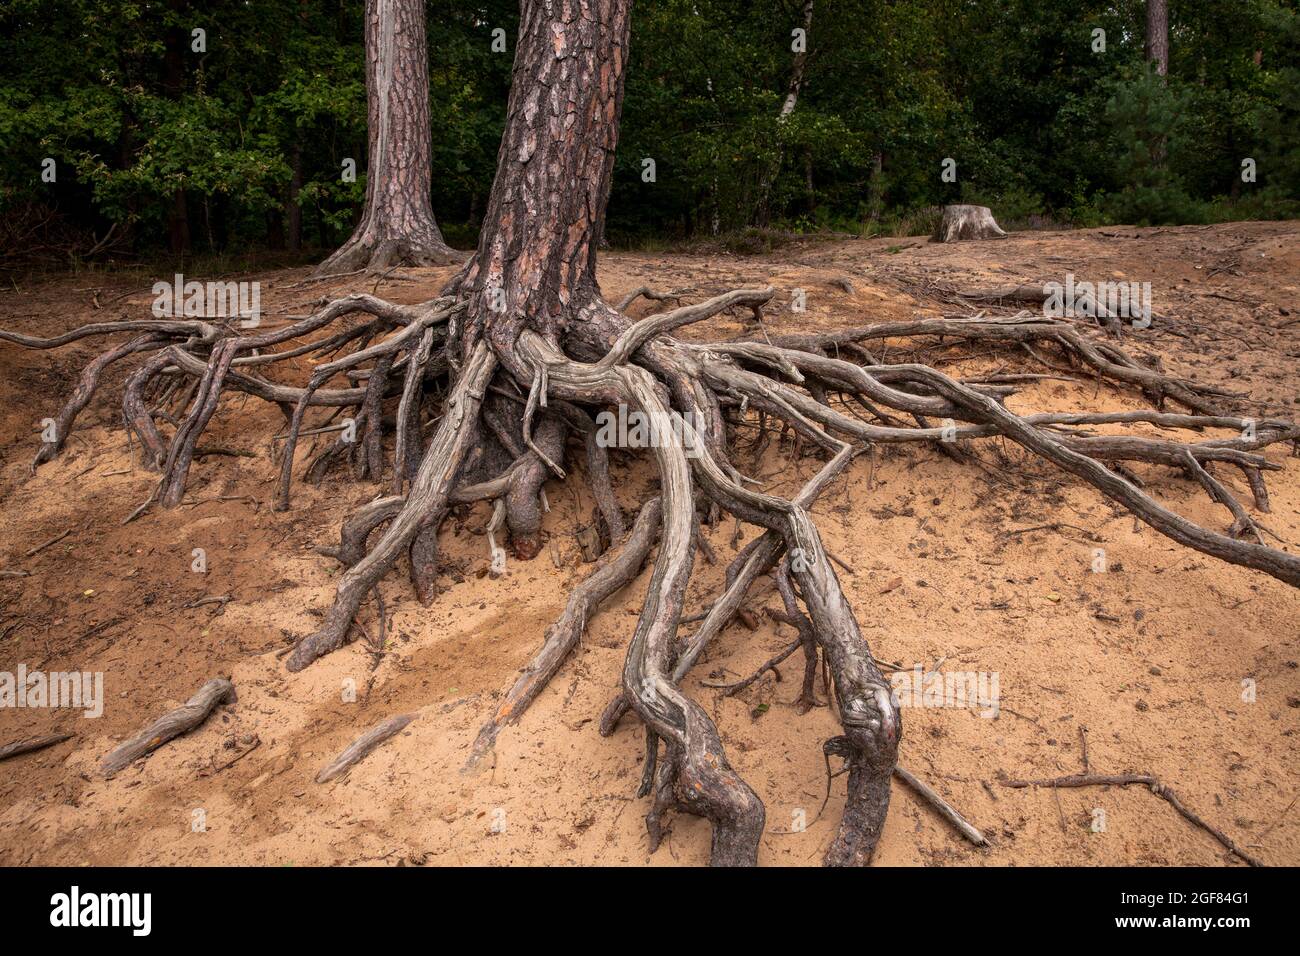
[24,528,71,558]
[702,638,802,694]
[1001,772,1264,867]
[182,595,232,613]
[272,422,349,442]
[1000,522,1101,543]
[202,735,261,776]
[894,765,990,847]
[286,268,366,289]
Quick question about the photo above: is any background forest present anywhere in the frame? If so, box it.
[2,0,1298,264]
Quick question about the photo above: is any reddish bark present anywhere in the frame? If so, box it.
[316,0,458,274]
[455,0,632,347]
[1146,0,1169,77]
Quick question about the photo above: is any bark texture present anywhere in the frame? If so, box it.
[932,204,1007,242]
[1147,0,1169,77]
[454,0,632,350]
[315,0,458,275]
[99,678,236,777]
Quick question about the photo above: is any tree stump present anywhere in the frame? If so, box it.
[931,204,1007,242]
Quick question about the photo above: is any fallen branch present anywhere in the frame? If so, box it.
[1001,772,1263,867]
[894,765,989,847]
[24,528,72,558]
[100,678,236,778]
[316,713,417,783]
[0,732,75,763]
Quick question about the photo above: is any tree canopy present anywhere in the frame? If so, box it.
[1,0,1296,262]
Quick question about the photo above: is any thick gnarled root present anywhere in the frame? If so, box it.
[5,275,1298,869]
[286,341,496,672]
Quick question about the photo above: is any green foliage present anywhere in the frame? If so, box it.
[0,0,1296,261]
[1099,66,1206,225]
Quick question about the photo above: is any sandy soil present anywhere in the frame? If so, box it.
[0,222,1297,867]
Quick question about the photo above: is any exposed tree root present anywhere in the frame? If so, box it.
[0,732,75,763]
[286,341,496,672]
[466,498,662,769]
[99,678,236,778]
[315,233,464,276]
[6,267,1299,865]
[316,713,417,783]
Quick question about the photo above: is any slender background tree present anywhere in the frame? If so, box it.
[315,0,459,273]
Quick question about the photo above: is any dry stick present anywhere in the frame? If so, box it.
[701,637,803,694]
[202,735,261,776]
[181,595,232,613]
[0,732,74,763]
[23,529,71,558]
[286,267,367,289]
[893,765,989,847]
[1002,773,1263,867]
[1002,522,1101,542]
[100,678,236,778]
[316,713,416,783]
[271,423,349,442]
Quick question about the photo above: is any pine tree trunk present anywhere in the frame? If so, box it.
[867,151,884,222]
[455,0,633,345]
[315,0,458,275]
[1146,0,1169,77]
[1146,0,1170,166]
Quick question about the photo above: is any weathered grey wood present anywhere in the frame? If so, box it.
[316,713,416,783]
[932,204,1007,242]
[894,765,989,847]
[0,733,74,763]
[287,342,496,671]
[100,679,236,778]
[468,498,662,767]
